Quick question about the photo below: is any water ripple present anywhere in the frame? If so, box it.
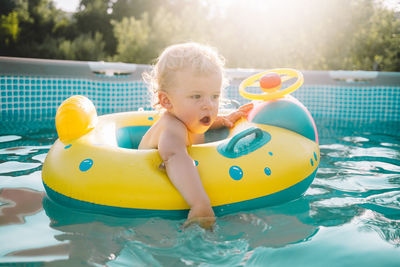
[0,135,22,143]
[1,120,400,265]
[0,161,41,175]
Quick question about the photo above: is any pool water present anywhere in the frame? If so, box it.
[0,119,399,266]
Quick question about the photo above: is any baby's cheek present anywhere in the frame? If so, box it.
[212,109,218,118]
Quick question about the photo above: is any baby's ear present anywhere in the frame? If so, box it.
[158,91,172,109]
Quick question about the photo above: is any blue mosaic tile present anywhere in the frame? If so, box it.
[0,75,399,122]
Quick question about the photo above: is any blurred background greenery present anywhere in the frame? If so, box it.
[1,0,399,71]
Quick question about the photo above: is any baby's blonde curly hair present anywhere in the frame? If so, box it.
[143,42,227,109]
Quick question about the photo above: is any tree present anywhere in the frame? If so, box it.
[1,0,399,71]
[0,0,74,58]
[111,14,151,63]
[111,0,164,22]
[59,32,106,61]
[74,0,116,56]
[348,2,400,71]
[0,11,20,48]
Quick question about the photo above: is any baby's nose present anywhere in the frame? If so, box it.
[201,97,214,109]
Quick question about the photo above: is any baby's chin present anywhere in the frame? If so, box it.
[189,126,211,135]
[188,121,215,134]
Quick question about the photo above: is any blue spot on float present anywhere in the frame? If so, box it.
[310,158,314,166]
[194,160,199,166]
[79,159,93,172]
[264,167,272,176]
[229,166,243,180]
[314,152,317,161]
[268,152,273,156]
[64,144,71,149]
[148,116,154,121]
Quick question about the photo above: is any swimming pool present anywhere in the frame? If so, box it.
[1,57,400,266]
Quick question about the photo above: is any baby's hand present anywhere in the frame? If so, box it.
[183,216,216,230]
[213,103,254,129]
[184,204,216,230]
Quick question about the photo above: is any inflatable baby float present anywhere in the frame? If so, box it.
[42,68,319,217]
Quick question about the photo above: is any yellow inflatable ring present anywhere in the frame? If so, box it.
[239,68,304,100]
[42,92,319,218]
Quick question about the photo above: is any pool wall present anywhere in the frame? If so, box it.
[1,57,399,128]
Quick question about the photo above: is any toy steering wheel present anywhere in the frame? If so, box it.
[239,68,304,101]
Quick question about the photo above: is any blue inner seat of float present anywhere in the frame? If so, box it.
[117,126,151,149]
[116,126,230,149]
[204,127,230,143]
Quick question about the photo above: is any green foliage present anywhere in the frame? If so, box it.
[74,0,116,55]
[1,0,399,71]
[0,11,20,45]
[207,0,400,71]
[111,0,164,22]
[59,32,106,61]
[348,3,400,71]
[147,7,184,55]
[1,0,74,58]
[111,14,151,63]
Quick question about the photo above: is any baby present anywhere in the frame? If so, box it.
[139,43,252,228]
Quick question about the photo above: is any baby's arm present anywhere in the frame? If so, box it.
[211,102,254,129]
[158,120,215,229]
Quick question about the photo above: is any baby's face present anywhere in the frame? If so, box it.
[166,69,222,134]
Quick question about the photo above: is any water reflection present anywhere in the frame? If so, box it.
[43,197,165,266]
[314,127,400,248]
[0,188,44,226]
[42,196,319,266]
[360,210,400,247]
[215,199,319,249]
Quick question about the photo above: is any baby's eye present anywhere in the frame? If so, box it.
[191,95,201,99]
[212,95,220,100]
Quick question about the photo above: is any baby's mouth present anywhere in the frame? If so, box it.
[200,116,211,125]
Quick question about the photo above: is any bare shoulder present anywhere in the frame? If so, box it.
[158,113,189,158]
[138,112,188,150]
[159,113,188,145]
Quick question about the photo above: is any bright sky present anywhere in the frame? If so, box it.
[385,0,400,11]
[53,0,79,12]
